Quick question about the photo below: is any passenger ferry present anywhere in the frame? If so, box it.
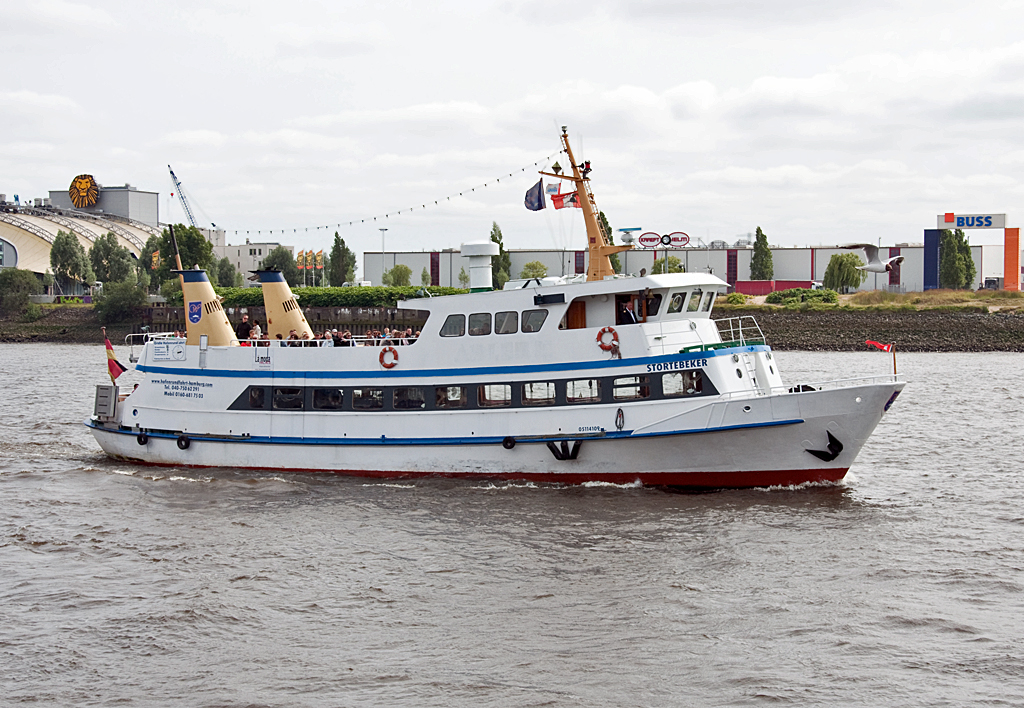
[87,129,904,488]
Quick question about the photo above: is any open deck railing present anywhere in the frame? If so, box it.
[713,316,766,348]
[714,374,903,402]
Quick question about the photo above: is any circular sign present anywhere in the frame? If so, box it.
[69,174,99,208]
[638,232,662,248]
[668,232,690,247]
[660,234,672,246]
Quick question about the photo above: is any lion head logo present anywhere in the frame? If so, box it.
[68,174,99,208]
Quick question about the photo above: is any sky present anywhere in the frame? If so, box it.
[3,0,1024,270]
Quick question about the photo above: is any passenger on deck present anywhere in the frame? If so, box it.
[251,320,262,339]
[619,300,638,325]
[235,315,250,342]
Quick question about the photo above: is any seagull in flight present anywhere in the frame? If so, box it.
[842,244,905,273]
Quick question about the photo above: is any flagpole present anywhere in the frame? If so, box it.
[892,344,897,376]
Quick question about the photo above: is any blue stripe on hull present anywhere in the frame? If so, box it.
[86,416,801,446]
[136,345,768,380]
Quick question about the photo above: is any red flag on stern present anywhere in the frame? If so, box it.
[865,340,893,352]
[105,333,127,383]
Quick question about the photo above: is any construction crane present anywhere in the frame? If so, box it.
[167,165,198,228]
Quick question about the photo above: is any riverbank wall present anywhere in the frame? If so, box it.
[2,305,1023,351]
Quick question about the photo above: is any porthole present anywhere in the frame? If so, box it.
[769,366,774,375]
[736,369,743,378]
[732,354,740,362]
[855,396,862,403]
[766,352,772,360]
[743,405,751,412]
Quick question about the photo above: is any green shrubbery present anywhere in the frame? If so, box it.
[722,292,748,305]
[765,287,838,305]
[0,268,43,316]
[162,285,469,308]
[94,281,148,323]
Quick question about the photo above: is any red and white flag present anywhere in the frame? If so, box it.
[865,340,893,352]
[551,191,581,209]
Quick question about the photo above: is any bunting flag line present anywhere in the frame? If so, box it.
[104,331,127,384]
[228,151,562,236]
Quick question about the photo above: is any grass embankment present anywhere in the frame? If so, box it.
[0,304,130,344]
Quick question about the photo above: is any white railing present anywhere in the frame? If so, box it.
[714,316,766,347]
[715,374,903,402]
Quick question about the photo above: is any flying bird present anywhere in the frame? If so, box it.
[842,244,905,273]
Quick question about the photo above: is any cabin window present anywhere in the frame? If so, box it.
[478,384,511,408]
[566,379,601,403]
[312,388,344,410]
[613,376,650,400]
[667,292,686,314]
[494,311,518,334]
[393,387,425,410]
[440,314,465,337]
[645,294,663,317]
[469,313,492,336]
[352,388,384,410]
[522,382,556,406]
[663,371,703,397]
[436,386,468,409]
[248,387,266,409]
[687,290,703,312]
[522,309,548,333]
[273,387,304,410]
[700,292,716,312]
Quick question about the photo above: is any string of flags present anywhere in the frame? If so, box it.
[230,150,563,236]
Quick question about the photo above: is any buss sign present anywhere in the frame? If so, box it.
[936,213,1006,229]
[638,232,690,248]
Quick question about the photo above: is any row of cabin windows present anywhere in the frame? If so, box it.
[243,371,705,412]
[440,309,549,337]
[667,289,716,315]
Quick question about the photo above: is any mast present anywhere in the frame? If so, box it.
[539,126,632,281]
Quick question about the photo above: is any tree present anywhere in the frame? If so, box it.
[50,230,94,291]
[0,268,42,316]
[940,229,976,289]
[490,222,511,289]
[381,264,412,287]
[94,280,146,324]
[217,257,239,288]
[141,234,163,293]
[154,224,215,285]
[262,246,301,286]
[458,267,470,287]
[598,211,622,273]
[89,232,135,284]
[652,256,683,274]
[329,232,356,285]
[520,261,548,279]
[822,253,867,292]
[750,226,773,280]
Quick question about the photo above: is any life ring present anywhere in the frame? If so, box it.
[379,346,399,369]
[596,326,619,351]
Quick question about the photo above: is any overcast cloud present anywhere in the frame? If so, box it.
[2,0,1022,263]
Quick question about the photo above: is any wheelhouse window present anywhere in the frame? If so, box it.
[393,387,425,410]
[645,294,663,317]
[522,309,548,333]
[566,379,601,403]
[468,313,491,336]
[248,387,266,409]
[687,290,703,312]
[663,371,703,397]
[440,314,465,337]
[478,384,511,408]
[352,388,384,410]
[312,388,344,410]
[613,376,650,400]
[273,387,304,410]
[522,382,556,406]
[435,386,468,409]
[700,292,716,312]
[494,311,518,334]
[667,292,686,314]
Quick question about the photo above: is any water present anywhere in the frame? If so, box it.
[2,343,1023,707]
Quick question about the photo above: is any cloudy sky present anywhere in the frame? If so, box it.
[3,0,1023,266]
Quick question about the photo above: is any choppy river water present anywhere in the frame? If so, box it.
[1,343,1023,707]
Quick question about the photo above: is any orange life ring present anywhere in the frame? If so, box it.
[379,346,399,369]
[596,326,618,351]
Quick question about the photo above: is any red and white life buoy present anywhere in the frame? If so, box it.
[596,326,619,351]
[379,346,399,369]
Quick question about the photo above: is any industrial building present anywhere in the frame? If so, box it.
[364,241,1009,292]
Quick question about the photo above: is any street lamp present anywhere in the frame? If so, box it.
[379,228,388,285]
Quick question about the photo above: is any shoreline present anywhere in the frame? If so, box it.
[2,305,1023,351]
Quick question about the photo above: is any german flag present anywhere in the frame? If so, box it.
[103,329,127,383]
